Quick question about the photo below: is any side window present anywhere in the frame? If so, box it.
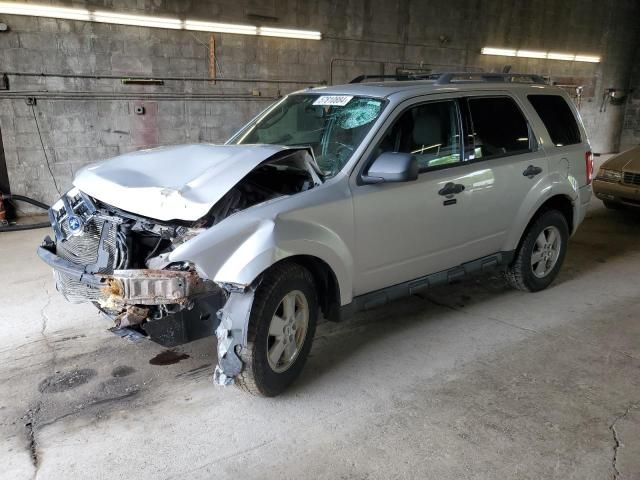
[528,94,581,147]
[467,97,532,159]
[375,100,461,170]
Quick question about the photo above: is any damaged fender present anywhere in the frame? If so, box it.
[169,191,354,384]
[170,214,353,305]
[215,219,352,306]
[213,289,255,386]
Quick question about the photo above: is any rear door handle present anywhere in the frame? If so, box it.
[438,182,465,196]
[523,165,543,178]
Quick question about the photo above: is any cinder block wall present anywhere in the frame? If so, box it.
[620,46,640,150]
[0,0,639,210]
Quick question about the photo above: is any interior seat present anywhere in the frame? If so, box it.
[411,111,443,167]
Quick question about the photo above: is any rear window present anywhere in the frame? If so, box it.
[528,95,581,147]
[467,96,532,159]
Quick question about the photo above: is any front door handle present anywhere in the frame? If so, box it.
[523,165,543,178]
[438,182,465,196]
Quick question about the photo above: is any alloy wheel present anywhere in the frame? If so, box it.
[266,290,309,373]
[531,225,562,278]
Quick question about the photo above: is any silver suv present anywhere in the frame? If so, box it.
[39,72,593,396]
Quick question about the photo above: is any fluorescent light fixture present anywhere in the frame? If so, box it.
[516,50,547,59]
[184,20,257,35]
[259,26,322,40]
[481,47,517,57]
[0,2,91,21]
[93,10,182,29]
[482,46,599,63]
[574,55,600,63]
[547,52,575,61]
[0,1,321,40]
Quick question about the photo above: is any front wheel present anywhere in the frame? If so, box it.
[236,262,318,396]
[504,210,569,292]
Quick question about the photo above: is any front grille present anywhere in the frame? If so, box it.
[54,214,120,303]
[46,190,129,305]
[623,172,640,186]
[58,217,115,267]
[54,272,105,303]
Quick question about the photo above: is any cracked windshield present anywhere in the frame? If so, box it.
[233,94,385,177]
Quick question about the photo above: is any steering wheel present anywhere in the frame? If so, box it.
[316,141,357,175]
[328,141,355,161]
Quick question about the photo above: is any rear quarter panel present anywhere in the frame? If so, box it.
[504,87,590,249]
[502,171,580,251]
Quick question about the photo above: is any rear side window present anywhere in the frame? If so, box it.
[528,95,581,147]
[467,97,532,159]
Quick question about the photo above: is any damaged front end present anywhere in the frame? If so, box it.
[38,189,222,341]
[38,146,323,386]
[102,269,215,327]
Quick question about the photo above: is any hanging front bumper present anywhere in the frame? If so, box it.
[38,240,217,310]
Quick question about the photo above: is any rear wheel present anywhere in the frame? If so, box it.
[504,210,569,292]
[236,262,317,397]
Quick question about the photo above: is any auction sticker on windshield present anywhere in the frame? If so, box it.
[313,95,353,106]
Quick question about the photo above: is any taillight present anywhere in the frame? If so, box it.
[586,151,594,185]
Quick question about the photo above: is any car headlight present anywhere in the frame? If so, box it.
[597,168,622,182]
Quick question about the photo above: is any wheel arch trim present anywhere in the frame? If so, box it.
[504,180,578,252]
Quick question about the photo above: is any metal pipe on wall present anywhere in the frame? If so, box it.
[0,91,280,101]
[3,71,327,86]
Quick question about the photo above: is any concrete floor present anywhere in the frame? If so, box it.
[2,186,640,479]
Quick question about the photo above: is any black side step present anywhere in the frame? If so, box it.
[338,251,514,321]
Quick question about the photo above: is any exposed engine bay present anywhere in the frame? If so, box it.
[205,149,320,226]
[39,148,321,342]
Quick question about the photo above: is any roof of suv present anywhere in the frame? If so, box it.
[298,79,562,102]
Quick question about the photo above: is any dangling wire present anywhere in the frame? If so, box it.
[30,104,61,196]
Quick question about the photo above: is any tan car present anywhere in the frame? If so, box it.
[593,145,640,209]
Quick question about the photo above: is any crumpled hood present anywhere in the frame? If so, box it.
[73,144,293,222]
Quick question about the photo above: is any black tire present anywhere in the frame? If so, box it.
[504,210,569,292]
[603,200,622,210]
[236,262,318,397]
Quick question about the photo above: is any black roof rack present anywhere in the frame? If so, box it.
[349,74,433,83]
[350,72,547,85]
[432,72,547,84]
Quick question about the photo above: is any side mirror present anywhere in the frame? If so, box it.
[362,152,419,184]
